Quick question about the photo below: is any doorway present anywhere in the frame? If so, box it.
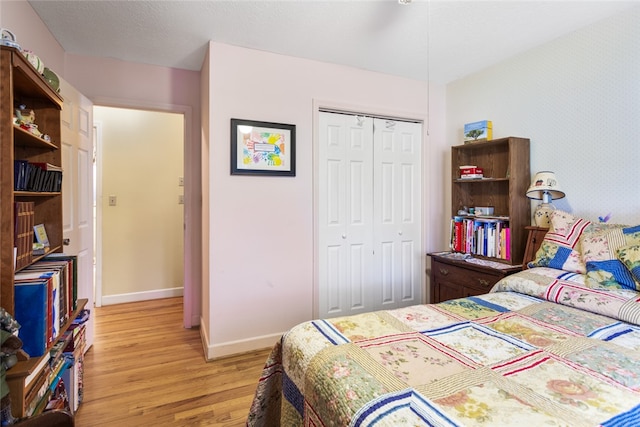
[93,106,186,313]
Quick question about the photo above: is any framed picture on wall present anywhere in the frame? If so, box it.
[230,118,296,176]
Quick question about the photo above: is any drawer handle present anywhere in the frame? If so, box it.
[439,268,449,276]
[478,279,490,286]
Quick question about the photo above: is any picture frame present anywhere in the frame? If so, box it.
[33,223,50,247]
[230,118,296,176]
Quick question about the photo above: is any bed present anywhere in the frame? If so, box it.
[247,212,640,426]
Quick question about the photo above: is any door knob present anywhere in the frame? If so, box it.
[63,238,70,245]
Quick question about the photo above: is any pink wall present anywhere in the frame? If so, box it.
[2,0,203,329]
[3,0,449,358]
[204,42,447,358]
[63,55,203,328]
[1,0,65,73]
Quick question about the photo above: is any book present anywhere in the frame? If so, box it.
[28,259,72,327]
[14,279,49,357]
[45,254,78,311]
[28,162,63,192]
[14,159,29,190]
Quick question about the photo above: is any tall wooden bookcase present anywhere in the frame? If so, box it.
[1,45,63,315]
[1,46,88,419]
[450,136,530,265]
[428,136,530,304]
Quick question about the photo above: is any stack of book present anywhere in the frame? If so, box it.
[450,216,511,260]
[20,309,88,417]
[14,160,63,192]
[13,255,77,358]
[61,311,89,413]
[14,201,34,270]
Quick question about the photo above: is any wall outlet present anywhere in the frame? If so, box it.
[178,195,184,205]
[178,176,184,187]
[108,195,117,206]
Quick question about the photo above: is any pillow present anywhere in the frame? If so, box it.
[529,210,591,273]
[582,225,640,290]
[617,244,640,284]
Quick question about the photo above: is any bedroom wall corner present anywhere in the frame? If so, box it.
[445,7,640,226]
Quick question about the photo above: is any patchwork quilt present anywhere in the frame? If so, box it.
[247,267,640,426]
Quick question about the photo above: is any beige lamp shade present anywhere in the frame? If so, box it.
[526,171,565,202]
[526,171,565,228]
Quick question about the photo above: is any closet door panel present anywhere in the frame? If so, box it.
[318,112,422,317]
[318,112,373,318]
[373,119,422,310]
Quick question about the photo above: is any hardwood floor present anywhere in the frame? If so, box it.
[74,298,272,426]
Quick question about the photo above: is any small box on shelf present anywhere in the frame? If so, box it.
[459,165,484,179]
[464,120,492,143]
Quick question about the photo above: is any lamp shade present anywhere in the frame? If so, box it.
[526,171,565,200]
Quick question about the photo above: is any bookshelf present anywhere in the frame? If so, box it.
[6,298,87,419]
[427,137,530,304]
[1,45,63,314]
[1,46,85,419]
[450,136,530,265]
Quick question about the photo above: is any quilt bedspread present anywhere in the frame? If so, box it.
[247,267,640,426]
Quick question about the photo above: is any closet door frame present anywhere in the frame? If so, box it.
[313,101,426,319]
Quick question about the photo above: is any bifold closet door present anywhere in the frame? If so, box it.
[372,118,422,311]
[318,112,423,319]
[318,112,375,319]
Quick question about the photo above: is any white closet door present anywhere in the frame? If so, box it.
[318,112,374,318]
[372,118,422,310]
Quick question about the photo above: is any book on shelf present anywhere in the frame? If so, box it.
[13,279,49,357]
[14,201,34,270]
[449,216,511,261]
[13,160,63,192]
[24,362,52,417]
[45,254,78,310]
[13,255,78,358]
[61,320,87,413]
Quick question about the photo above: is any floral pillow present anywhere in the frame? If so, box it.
[617,244,640,284]
[582,225,640,290]
[529,210,591,273]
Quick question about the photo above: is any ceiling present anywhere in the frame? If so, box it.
[28,0,639,85]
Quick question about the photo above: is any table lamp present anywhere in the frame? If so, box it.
[526,171,565,228]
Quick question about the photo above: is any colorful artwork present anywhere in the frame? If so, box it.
[231,119,296,176]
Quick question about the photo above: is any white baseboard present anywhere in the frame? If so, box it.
[199,317,280,360]
[101,287,183,305]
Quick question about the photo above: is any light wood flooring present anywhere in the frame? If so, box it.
[74,297,272,426]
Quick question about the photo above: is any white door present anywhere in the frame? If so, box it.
[318,113,374,318]
[373,118,422,310]
[59,78,94,350]
[317,112,422,319]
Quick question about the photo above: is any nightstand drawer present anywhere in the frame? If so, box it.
[433,262,500,290]
[428,253,522,303]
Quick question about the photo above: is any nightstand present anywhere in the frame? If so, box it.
[427,252,522,303]
[522,226,549,269]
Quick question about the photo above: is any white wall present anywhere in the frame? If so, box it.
[203,42,447,358]
[446,6,640,234]
[94,107,184,302]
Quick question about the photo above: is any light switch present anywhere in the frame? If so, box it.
[108,195,117,206]
[178,177,184,187]
[178,195,184,205]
